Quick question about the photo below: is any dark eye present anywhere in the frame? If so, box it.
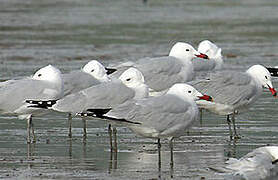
[91,69,94,72]
[186,49,190,52]
[126,78,131,81]
[38,74,42,77]
[265,76,268,79]
[188,90,192,93]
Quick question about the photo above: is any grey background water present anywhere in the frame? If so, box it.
[0,0,278,179]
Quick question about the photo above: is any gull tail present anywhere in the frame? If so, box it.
[105,67,117,75]
[26,99,57,109]
[78,108,141,125]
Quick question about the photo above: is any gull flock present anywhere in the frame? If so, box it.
[1,40,278,179]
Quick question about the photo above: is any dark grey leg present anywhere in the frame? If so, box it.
[31,116,36,143]
[199,108,203,126]
[113,127,117,153]
[68,113,72,138]
[27,116,31,144]
[108,124,113,152]
[157,138,161,178]
[82,117,87,137]
[227,115,233,140]
[169,138,174,178]
[232,112,240,139]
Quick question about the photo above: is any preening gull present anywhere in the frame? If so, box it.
[211,146,278,180]
[0,65,63,143]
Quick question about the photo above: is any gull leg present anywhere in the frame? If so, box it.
[157,138,161,178]
[82,117,87,138]
[68,113,72,138]
[227,115,233,140]
[27,117,31,144]
[30,116,36,143]
[232,112,240,139]
[113,127,117,153]
[169,138,174,178]
[199,108,203,126]
[108,124,113,152]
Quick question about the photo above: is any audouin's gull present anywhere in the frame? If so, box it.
[108,42,209,96]
[0,65,64,143]
[62,60,110,137]
[83,83,213,168]
[193,39,223,72]
[191,64,277,139]
[211,146,278,180]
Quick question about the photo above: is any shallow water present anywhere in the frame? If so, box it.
[1,0,278,179]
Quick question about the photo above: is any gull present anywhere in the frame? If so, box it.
[107,42,209,95]
[83,83,213,168]
[211,146,278,180]
[193,40,223,72]
[62,60,110,137]
[192,64,277,139]
[0,65,63,143]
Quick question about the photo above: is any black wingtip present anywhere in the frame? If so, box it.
[86,108,112,116]
[266,67,278,77]
[105,67,117,75]
[272,159,278,164]
[79,109,141,125]
[26,99,57,109]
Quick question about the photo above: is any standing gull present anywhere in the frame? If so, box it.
[83,84,212,169]
[108,42,209,95]
[192,64,277,139]
[62,60,110,137]
[27,67,148,151]
[0,65,63,143]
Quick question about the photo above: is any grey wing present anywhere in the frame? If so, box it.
[0,79,60,112]
[134,56,185,91]
[191,71,257,106]
[192,57,216,71]
[62,71,100,96]
[107,95,197,136]
[53,81,135,114]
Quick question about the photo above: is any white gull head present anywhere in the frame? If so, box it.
[82,60,109,82]
[246,64,277,97]
[32,65,63,94]
[167,83,211,102]
[119,67,149,99]
[169,42,204,62]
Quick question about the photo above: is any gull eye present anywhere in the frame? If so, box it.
[38,74,42,77]
[91,69,95,72]
[188,90,192,93]
[265,76,268,79]
[185,49,190,52]
[126,78,131,81]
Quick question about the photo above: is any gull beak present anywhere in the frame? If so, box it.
[195,53,209,60]
[198,94,213,101]
[105,67,117,75]
[269,87,277,97]
[267,84,277,97]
